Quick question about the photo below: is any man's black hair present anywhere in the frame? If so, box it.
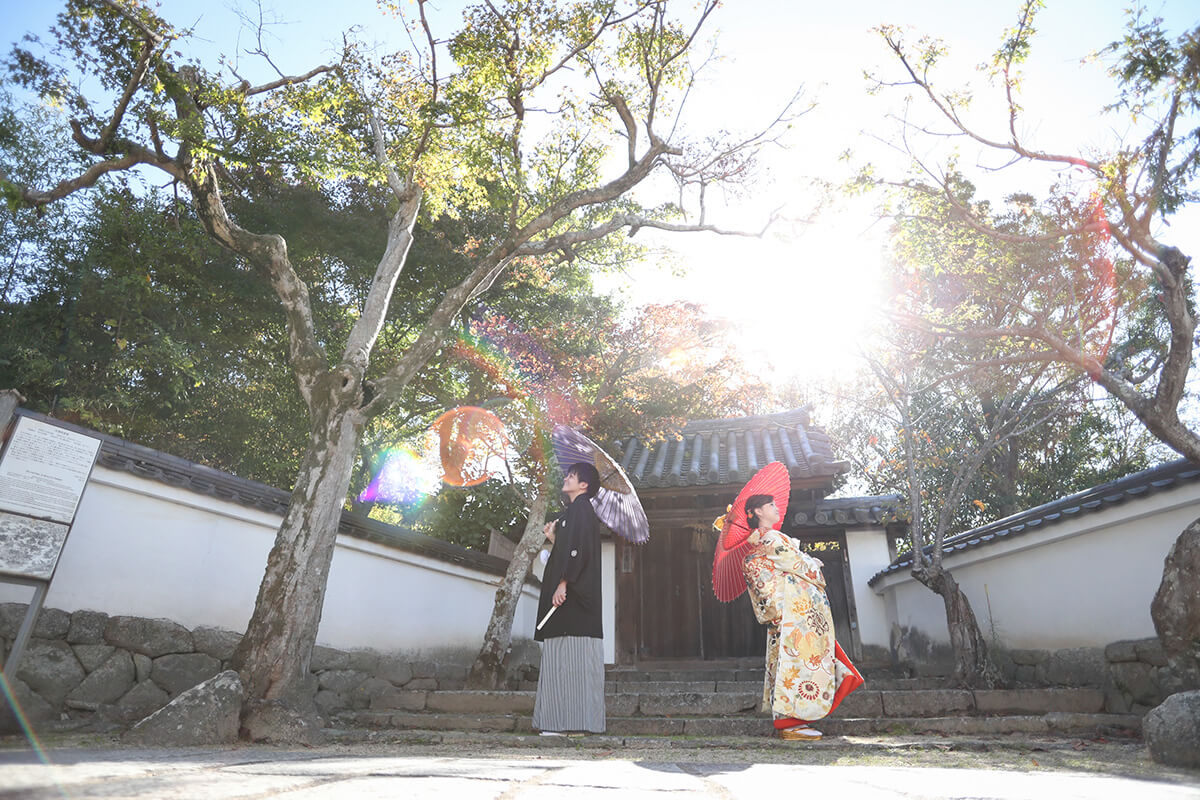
[567,461,601,498]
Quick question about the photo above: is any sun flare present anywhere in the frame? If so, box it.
[630,215,887,384]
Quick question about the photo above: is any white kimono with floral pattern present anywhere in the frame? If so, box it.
[742,528,848,721]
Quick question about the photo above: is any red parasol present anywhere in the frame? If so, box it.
[711,461,791,602]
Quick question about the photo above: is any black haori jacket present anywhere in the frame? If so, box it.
[535,493,603,641]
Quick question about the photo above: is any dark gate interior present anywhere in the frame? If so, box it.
[636,527,851,660]
[808,539,853,649]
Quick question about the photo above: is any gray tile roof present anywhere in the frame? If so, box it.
[867,458,1200,586]
[791,494,902,527]
[12,409,521,580]
[616,408,849,489]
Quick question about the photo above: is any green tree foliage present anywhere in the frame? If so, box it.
[842,176,1165,531]
[865,3,1200,460]
[0,96,84,306]
[1,0,786,728]
[855,1,1199,688]
[0,184,311,486]
[826,368,1159,542]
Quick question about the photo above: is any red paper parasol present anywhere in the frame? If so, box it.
[711,461,791,602]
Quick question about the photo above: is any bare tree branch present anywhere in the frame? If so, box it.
[513,211,775,256]
[882,30,1102,173]
[98,38,157,152]
[366,100,408,200]
[3,125,183,209]
[99,0,166,45]
[240,64,339,97]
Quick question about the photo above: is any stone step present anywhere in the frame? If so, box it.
[605,668,763,683]
[601,671,949,687]
[854,688,1108,718]
[850,677,954,691]
[349,711,1142,738]
[604,681,723,694]
[601,676,950,692]
[605,658,761,674]
[365,687,1107,719]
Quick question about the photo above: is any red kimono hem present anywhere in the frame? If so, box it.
[773,641,865,730]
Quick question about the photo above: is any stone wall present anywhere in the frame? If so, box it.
[993,639,1179,714]
[1103,638,1184,715]
[0,603,535,734]
[994,646,1110,689]
[889,624,1177,715]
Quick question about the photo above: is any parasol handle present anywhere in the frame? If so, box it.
[536,605,558,630]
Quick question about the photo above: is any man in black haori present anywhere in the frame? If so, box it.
[533,461,605,734]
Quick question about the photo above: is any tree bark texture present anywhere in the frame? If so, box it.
[0,389,24,431]
[230,384,364,707]
[914,565,1000,688]
[990,437,1020,519]
[466,492,549,690]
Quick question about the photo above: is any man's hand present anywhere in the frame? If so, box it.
[543,521,556,543]
[552,579,567,606]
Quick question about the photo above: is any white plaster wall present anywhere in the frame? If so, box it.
[0,467,277,630]
[0,465,541,658]
[602,540,615,664]
[843,527,892,649]
[875,480,1200,649]
[315,534,541,654]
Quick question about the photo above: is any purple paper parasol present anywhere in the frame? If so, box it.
[550,425,649,544]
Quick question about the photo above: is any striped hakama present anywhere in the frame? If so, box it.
[532,635,606,733]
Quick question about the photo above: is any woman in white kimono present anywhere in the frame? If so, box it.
[741,494,864,741]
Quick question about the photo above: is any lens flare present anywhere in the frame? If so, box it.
[358,310,585,504]
[451,312,585,426]
[0,672,53,767]
[356,446,441,505]
[433,406,509,488]
[357,407,512,504]
[1080,192,1118,368]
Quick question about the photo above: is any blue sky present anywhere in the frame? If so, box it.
[4,1,1199,380]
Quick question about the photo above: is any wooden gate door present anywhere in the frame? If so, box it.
[636,529,855,660]
[807,539,854,651]
[638,527,703,658]
[699,527,766,659]
[639,526,764,659]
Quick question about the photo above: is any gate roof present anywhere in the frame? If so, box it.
[615,408,849,490]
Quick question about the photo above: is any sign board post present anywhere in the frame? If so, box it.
[0,413,102,678]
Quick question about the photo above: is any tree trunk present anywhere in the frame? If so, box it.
[914,564,1001,688]
[230,378,364,736]
[0,389,24,430]
[992,438,1020,518]
[466,491,549,690]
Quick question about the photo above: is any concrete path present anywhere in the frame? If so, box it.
[2,733,1198,799]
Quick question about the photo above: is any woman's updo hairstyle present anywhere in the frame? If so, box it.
[744,493,775,529]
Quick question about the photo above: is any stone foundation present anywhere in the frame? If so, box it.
[1102,638,1180,714]
[889,625,1176,715]
[0,603,536,734]
[993,639,1177,713]
[889,625,957,676]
